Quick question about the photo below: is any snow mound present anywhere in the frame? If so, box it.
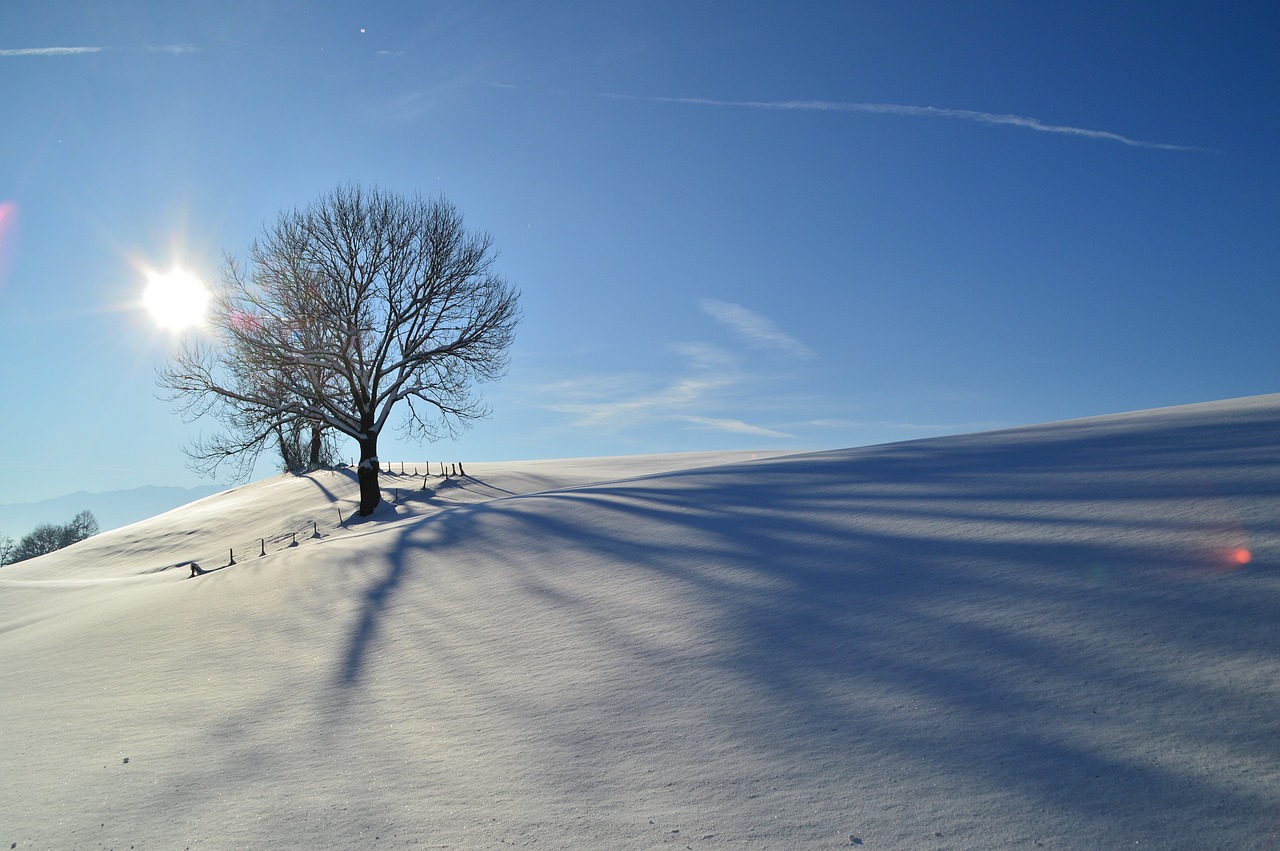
[3,400,1279,848]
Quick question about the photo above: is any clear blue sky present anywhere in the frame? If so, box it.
[2,1,1277,504]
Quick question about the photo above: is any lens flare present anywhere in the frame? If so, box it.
[0,200,16,289]
[1231,547,1252,565]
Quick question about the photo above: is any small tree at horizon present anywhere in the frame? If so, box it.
[7,510,99,564]
[159,184,521,515]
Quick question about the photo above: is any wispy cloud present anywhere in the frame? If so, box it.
[0,46,101,57]
[677,415,795,438]
[537,300,819,441]
[542,338,797,440]
[147,43,200,55]
[589,91,1201,152]
[379,91,437,120]
[548,369,736,430]
[699,298,815,359]
[372,73,486,121]
[668,341,737,371]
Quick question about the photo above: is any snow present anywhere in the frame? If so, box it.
[2,401,1279,849]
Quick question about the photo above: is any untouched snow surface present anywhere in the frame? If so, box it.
[2,405,1279,849]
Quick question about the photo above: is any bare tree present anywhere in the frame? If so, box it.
[68,510,99,541]
[160,184,520,516]
[7,510,99,564]
[275,419,339,473]
[182,371,335,480]
[187,393,337,480]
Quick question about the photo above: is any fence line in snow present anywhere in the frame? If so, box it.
[190,462,470,577]
[346,461,467,478]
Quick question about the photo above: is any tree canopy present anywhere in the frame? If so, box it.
[3,510,98,565]
[160,184,520,515]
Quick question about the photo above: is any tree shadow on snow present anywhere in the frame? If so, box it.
[326,401,1280,845]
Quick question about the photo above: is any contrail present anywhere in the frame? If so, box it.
[0,46,102,57]
[1,45,199,57]
[590,91,1202,152]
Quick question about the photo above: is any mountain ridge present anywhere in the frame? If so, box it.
[0,482,225,539]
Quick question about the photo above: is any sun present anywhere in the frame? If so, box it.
[143,268,209,330]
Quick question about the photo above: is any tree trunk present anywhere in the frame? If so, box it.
[357,436,380,516]
[274,424,294,471]
[309,425,323,468]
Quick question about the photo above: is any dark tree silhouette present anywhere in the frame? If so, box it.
[274,419,338,474]
[8,510,99,564]
[160,184,520,515]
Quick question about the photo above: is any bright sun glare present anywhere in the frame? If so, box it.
[143,268,209,330]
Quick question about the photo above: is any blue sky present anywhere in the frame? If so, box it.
[2,1,1277,504]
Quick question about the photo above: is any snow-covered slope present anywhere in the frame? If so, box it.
[2,401,1279,849]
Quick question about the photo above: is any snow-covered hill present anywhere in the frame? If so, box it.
[2,400,1279,849]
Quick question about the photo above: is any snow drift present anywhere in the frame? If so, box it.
[2,398,1279,849]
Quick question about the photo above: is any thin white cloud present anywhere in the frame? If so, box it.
[549,373,735,429]
[381,91,437,120]
[372,73,484,122]
[0,46,101,57]
[668,341,737,371]
[699,298,815,359]
[539,314,809,441]
[677,415,795,438]
[147,44,200,55]
[541,342,800,443]
[591,91,1201,152]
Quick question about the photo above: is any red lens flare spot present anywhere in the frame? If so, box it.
[0,200,16,284]
[1231,547,1252,565]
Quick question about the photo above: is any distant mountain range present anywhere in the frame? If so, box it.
[0,484,224,540]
